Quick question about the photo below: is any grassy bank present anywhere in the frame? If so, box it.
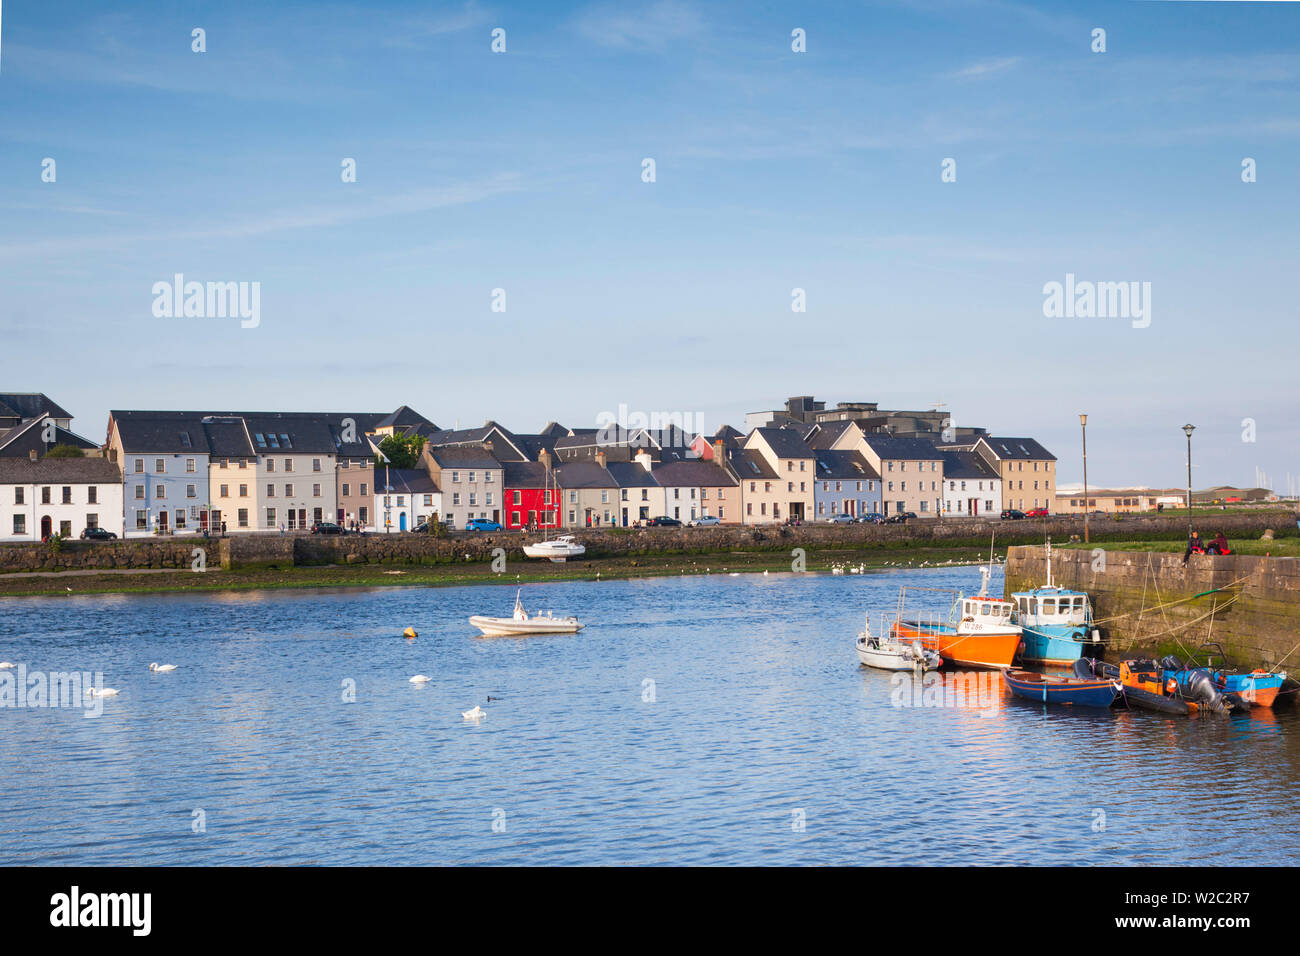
[0,545,1004,598]
[1057,537,1300,558]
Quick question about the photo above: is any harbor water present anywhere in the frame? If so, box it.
[2,567,1297,865]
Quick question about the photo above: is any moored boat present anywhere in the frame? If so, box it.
[469,590,584,637]
[855,612,942,672]
[522,534,586,562]
[1160,643,1287,708]
[1010,541,1105,665]
[1075,657,1242,715]
[892,567,1022,669]
[1004,668,1119,708]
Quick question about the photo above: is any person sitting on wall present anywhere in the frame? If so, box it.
[1184,529,1203,563]
[1206,531,1231,555]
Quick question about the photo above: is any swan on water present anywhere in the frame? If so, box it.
[409,675,432,684]
[462,705,485,720]
[149,663,178,673]
[86,687,120,697]
[0,662,15,670]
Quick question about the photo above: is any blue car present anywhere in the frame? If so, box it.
[465,518,503,532]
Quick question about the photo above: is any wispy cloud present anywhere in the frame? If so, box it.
[948,56,1020,79]
[574,0,704,51]
[0,174,522,259]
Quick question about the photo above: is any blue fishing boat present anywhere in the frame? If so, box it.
[1159,643,1286,709]
[1004,669,1119,708]
[1010,541,1105,665]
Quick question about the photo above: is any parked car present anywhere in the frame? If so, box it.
[827,514,855,524]
[688,515,721,527]
[856,512,886,524]
[1025,508,1049,518]
[647,516,682,527]
[887,512,917,524]
[79,527,117,540]
[1001,509,1027,520]
[465,518,503,532]
[311,521,344,535]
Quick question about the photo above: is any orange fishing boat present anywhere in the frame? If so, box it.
[889,568,1022,669]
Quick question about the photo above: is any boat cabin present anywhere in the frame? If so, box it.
[1013,588,1091,626]
[959,597,1014,624]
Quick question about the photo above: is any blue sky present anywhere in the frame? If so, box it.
[2,0,1298,491]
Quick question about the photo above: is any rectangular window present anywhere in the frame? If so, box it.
[62,486,72,504]
[343,483,351,496]
[266,508,276,527]
[156,486,166,499]
[136,510,148,530]
[220,484,229,497]
[13,515,25,535]
[14,487,23,505]
[41,486,51,504]
[313,459,321,472]
[266,484,275,498]
[360,483,368,496]
[155,459,165,473]
[452,492,462,506]
[267,459,275,473]
[239,484,248,498]
[186,459,196,473]
[285,484,294,497]
[186,484,197,498]
[359,506,368,523]
[423,494,432,506]
[313,484,321,497]
[88,487,98,504]
[134,459,144,474]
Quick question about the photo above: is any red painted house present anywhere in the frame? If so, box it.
[502,458,560,530]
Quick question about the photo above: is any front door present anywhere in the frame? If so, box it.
[399,512,407,531]
[158,510,168,531]
[40,515,52,539]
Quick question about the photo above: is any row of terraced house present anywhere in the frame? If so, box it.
[0,392,1059,540]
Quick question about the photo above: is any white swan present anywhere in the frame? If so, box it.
[86,687,120,697]
[0,662,15,670]
[409,674,432,684]
[149,663,177,673]
[462,705,485,720]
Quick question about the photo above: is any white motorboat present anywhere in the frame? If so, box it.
[522,534,586,562]
[469,591,584,637]
[855,612,942,672]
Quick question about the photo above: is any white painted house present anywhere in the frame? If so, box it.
[0,455,124,541]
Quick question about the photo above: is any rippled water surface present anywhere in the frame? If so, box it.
[2,567,1297,865]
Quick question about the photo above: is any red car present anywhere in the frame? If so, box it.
[1025,508,1049,518]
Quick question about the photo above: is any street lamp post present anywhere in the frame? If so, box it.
[1079,414,1089,544]
[1182,424,1195,536]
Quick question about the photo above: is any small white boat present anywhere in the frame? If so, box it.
[469,590,584,637]
[522,534,586,562]
[855,612,941,672]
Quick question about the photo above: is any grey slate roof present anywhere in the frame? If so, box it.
[0,393,72,423]
[860,435,944,460]
[651,460,738,487]
[751,427,814,459]
[0,457,121,484]
[813,449,879,480]
[427,446,502,470]
[374,467,440,495]
[605,461,660,488]
[0,416,99,457]
[979,437,1057,461]
[804,420,855,450]
[727,447,778,480]
[502,460,550,487]
[940,450,998,480]
[553,461,617,489]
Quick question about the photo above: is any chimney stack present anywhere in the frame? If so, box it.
[595,450,607,469]
[712,439,724,462]
[539,447,550,469]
